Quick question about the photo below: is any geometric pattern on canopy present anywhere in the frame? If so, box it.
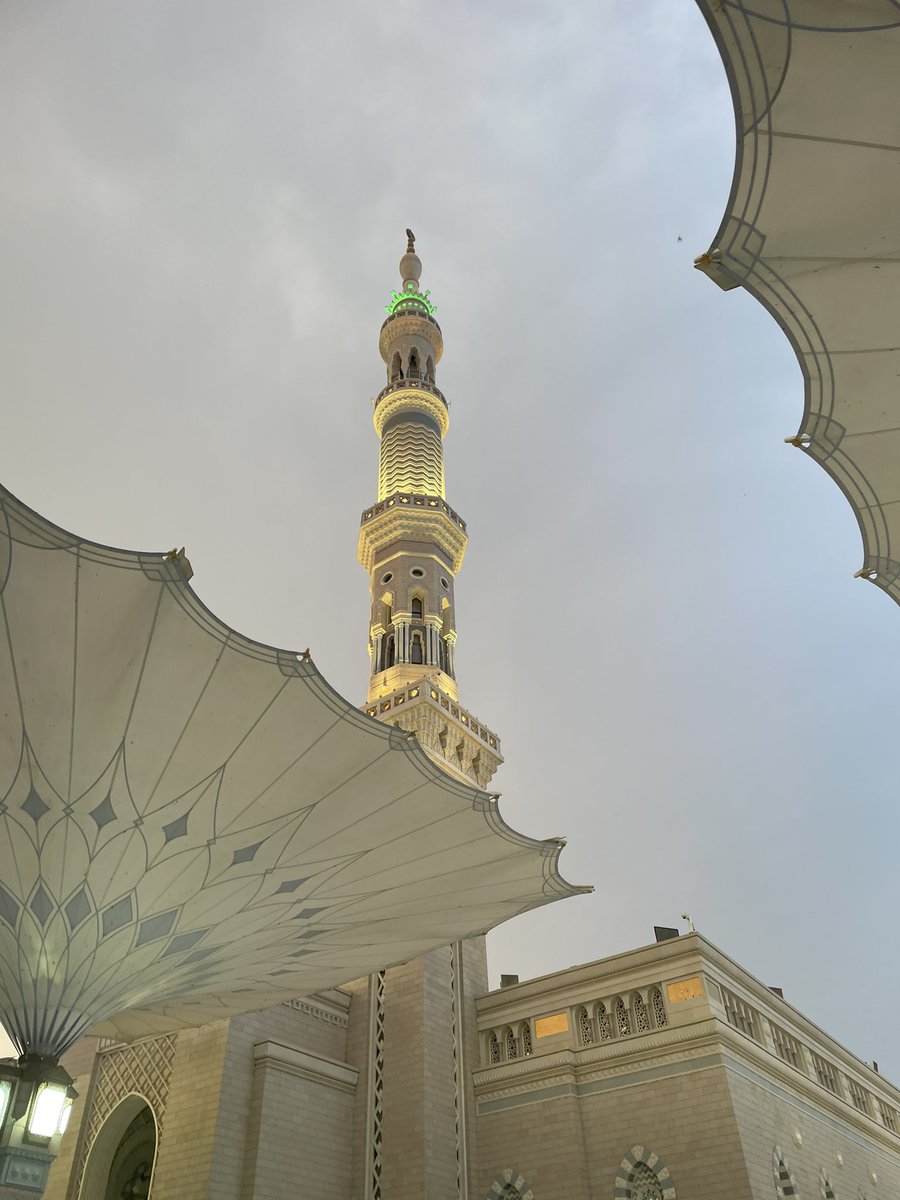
[695,1,900,604]
[0,483,586,1056]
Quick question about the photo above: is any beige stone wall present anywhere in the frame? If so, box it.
[476,1062,753,1200]
[477,1088,591,1200]
[210,1000,350,1200]
[43,1039,103,1200]
[461,937,489,1198]
[344,975,373,1200]
[149,1021,230,1200]
[725,1060,900,1200]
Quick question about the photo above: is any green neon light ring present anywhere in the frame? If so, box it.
[384,289,437,316]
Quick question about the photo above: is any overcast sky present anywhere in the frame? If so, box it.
[2,1,898,1078]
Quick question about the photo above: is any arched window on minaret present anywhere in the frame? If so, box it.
[411,633,423,665]
[408,349,419,379]
[425,355,435,382]
[383,634,395,671]
[439,639,448,673]
[411,596,423,620]
[391,351,402,381]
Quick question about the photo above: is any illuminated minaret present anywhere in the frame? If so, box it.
[358,232,502,787]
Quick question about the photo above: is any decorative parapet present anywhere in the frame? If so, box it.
[361,491,466,533]
[373,379,450,438]
[357,494,468,573]
[473,932,900,1145]
[379,309,443,362]
[363,680,502,787]
[479,981,672,1067]
[364,681,500,753]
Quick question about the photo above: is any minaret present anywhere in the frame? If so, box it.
[358,232,502,788]
[352,233,493,1200]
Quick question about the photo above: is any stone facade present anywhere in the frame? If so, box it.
[474,933,900,1200]
[40,931,900,1199]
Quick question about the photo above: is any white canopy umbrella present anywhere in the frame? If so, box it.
[695,0,900,602]
[0,483,585,1055]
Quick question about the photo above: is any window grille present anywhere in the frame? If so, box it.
[489,1031,500,1064]
[633,993,651,1033]
[770,1023,803,1070]
[720,986,758,1040]
[522,1023,533,1057]
[578,1005,594,1046]
[598,1003,614,1040]
[651,986,667,1028]
[504,1027,518,1061]
[615,996,632,1037]
[847,1078,871,1115]
[879,1102,897,1133]
[628,1161,664,1200]
[812,1053,839,1094]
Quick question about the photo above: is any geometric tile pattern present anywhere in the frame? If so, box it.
[72,1034,176,1200]
[615,1147,676,1200]
[0,482,585,1056]
[368,970,386,1200]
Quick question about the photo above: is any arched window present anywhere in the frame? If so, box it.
[411,596,423,620]
[522,1023,533,1056]
[578,1005,594,1046]
[615,996,632,1037]
[408,349,419,378]
[504,1027,518,1061]
[651,986,668,1028]
[488,1172,533,1200]
[391,351,402,381]
[618,1147,675,1200]
[597,1002,614,1040]
[489,1031,500,1064]
[411,634,423,664]
[629,1162,664,1200]
[383,634,395,670]
[425,355,435,382]
[773,1150,799,1200]
[633,992,651,1033]
[820,1169,836,1200]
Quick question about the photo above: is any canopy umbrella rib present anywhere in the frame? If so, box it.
[0,481,587,1056]
[694,0,900,603]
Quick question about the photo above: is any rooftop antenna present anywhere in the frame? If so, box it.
[681,911,695,933]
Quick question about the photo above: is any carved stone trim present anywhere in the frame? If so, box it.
[282,995,350,1029]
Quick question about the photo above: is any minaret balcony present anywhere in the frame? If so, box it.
[357,492,468,573]
[378,308,444,363]
[373,379,450,438]
[363,679,503,787]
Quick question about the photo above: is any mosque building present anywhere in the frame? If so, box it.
[34,241,900,1200]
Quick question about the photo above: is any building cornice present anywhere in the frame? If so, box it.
[253,1040,359,1094]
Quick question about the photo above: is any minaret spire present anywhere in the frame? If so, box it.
[357,234,502,786]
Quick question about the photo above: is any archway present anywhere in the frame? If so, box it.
[80,1095,157,1200]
